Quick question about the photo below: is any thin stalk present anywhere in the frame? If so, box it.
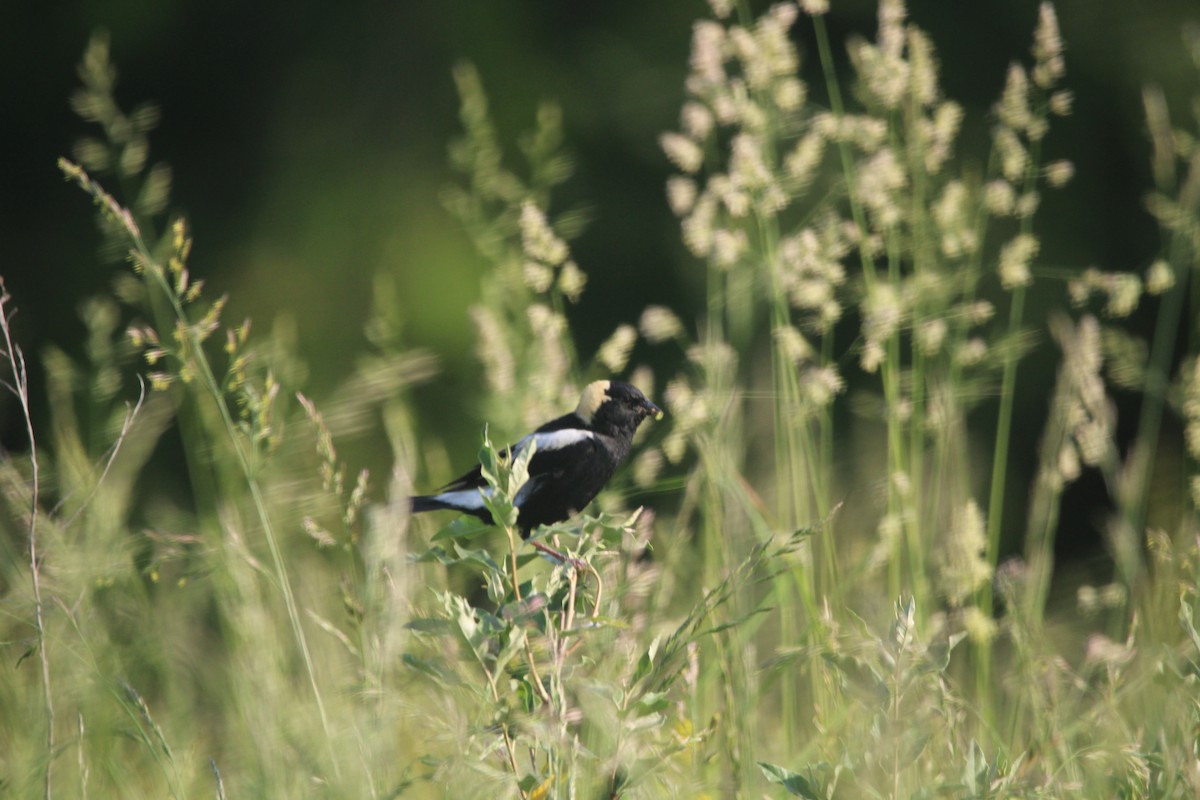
[812,14,879,287]
[818,332,839,589]
[905,86,934,612]
[980,123,1043,733]
[1123,220,1191,549]
[983,285,1026,580]
[1,289,54,800]
[984,120,1042,604]
[485,666,528,798]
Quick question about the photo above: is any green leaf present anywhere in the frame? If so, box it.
[411,544,502,572]
[451,544,503,573]
[401,653,457,684]
[478,424,499,475]
[757,762,821,798]
[493,625,526,676]
[1181,596,1200,659]
[513,675,538,713]
[482,492,518,529]
[626,712,665,732]
[962,739,991,796]
[632,692,670,716]
[431,516,491,542]
[404,617,453,635]
[632,635,662,684]
[409,545,453,564]
[925,630,967,673]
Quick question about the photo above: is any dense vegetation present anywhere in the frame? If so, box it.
[3,2,1200,797]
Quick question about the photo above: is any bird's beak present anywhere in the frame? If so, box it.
[644,400,664,421]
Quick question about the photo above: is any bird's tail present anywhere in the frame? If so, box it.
[410,495,449,514]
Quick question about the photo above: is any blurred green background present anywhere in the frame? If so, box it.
[2,0,1197,559]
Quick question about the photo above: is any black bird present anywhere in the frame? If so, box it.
[410,380,662,535]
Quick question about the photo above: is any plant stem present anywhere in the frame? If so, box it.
[1,288,54,800]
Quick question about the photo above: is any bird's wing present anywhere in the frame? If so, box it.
[523,434,599,480]
[510,413,594,459]
[435,414,594,496]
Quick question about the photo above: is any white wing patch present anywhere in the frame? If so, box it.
[435,472,551,512]
[433,487,493,511]
[513,428,595,456]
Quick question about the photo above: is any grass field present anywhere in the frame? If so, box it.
[3,1,1200,797]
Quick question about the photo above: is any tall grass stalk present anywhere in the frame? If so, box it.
[1122,85,1195,560]
[1,285,54,800]
[59,159,340,774]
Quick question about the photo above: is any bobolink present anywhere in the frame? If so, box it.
[410,380,662,535]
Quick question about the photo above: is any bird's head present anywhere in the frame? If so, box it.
[575,380,663,436]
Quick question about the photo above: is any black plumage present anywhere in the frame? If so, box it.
[410,380,662,535]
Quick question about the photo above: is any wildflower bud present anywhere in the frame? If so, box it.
[964,301,995,325]
[667,176,698,216]
[1074,419,1110,466]
[1044,160,1074,187]
[597,324,638,372]
[1048,90,1074,116]
[984,180,1016,216]
[774,325,814,365]
[908,29,937,107]
[997,64,1033,132]
[784,131,824,187]
[523,261,555,293]
[1105,274,1141,317]
[689,21,727,86]
[660,132,704,174]
[681,102,714,141]
[711,228,747,267]
[801,365,844,407]
[1015,191,1040,218]
[682,195,717,257]
[1077,584,1100,614]
[148,372,173,391]
[1058,443,1081,482]
[962,607,997,644]
[639,305,684,343]
[1033,3,1065,88]
[936,500,991,606]
[998,233,1038,290]
[520,202,569,266]
[773,77,805,112]
[916,319,948,355]
[861,340,885,373]
[956,338,988,366]
[558,261,587,302]
[1145,259,1174,295]
[730,133,771,190]
[994,128,1028,182]
[633,448,664,487]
